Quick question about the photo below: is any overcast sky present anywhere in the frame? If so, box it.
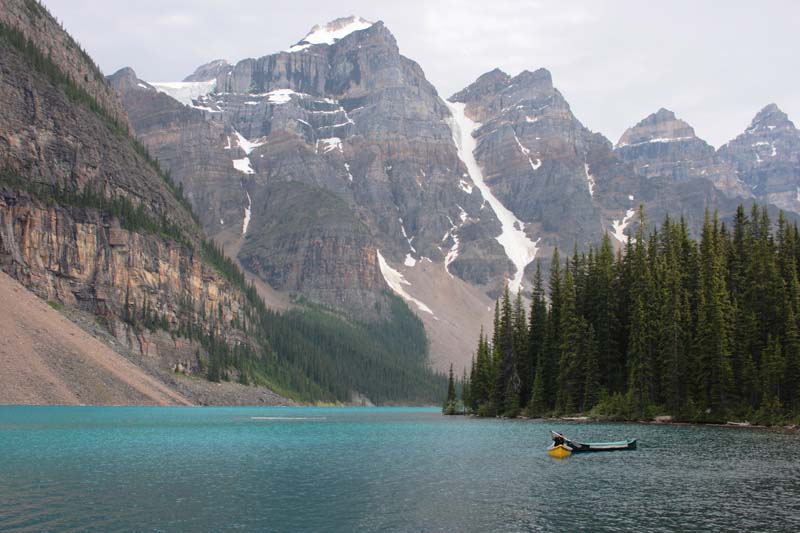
[43,0,799,147]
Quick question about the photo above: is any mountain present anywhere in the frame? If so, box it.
[111,16,506,369]
[108,14,800,375]
[448,67,615,266]
[615,108,751,199]
[0,1,443,405]
[718,104,800,212]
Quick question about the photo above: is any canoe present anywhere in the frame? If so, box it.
[550,431,637,454]
[547,443,573,458]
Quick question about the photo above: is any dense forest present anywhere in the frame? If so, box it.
[1,16,445,405]
[452,206,800,425]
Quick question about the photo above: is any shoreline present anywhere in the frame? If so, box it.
[448,412,800,432]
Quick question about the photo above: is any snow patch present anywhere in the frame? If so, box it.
[344,162,353,182]
[513,133,542,171]
[617,136,694,149]
[149,80,216,107]
[290,16,373,51]
[628,194,634,201]
[584,162,596,198]
[459,179,473,194]
[265,89,297,105]
[404,254,416,267]
[318,137,343,154]
[377,250,435,316]
[611,209,636,244]
[443,212,466,277]
[446,101,540,293]
[398,218,416,253]
[242,191,252,235]
[234,131,266,155]
[233,157,255,174]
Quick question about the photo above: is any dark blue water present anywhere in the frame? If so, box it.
[1,407,799,531]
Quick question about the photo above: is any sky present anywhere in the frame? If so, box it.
[42,0,799,148]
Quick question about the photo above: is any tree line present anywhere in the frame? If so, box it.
[456,206,800,425]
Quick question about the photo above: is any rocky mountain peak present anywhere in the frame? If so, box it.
[107,66,143,91]
[183,59,231,82]
[746,103,795,134]
[286,15,374,52]
[617,108,697,148]
[717,104,800,211]
[449,68,510,105]
[509,68,553,93]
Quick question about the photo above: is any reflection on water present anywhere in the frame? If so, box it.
[1,406,799,531]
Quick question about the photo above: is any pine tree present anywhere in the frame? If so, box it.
[447,363,456,403]
[527,262,548,408]
[544,248,563,410]
[694,210,733,421]
[461,202,799,424]
[513,291,531,407]
[557,269,583,413]
[582,324,601,411]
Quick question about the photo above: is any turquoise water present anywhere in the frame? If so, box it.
[1,407,799,531]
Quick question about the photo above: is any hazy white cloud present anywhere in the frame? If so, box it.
[42,0,800,147]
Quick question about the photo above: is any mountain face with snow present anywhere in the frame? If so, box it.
[110,15,800,370]
[449,67,619,261]
[718,104,800,213]
[111,17,508,323]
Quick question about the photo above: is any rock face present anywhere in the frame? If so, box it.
[617,108,716,181]
[0,190,245,344]
[718,104,800,212]
[0,0,129,130]
[0,0,254,378]
[449,67,613,262]
[107,67,247,237]
[615,108,750,198]
[113,17,508,313]
[238,181,386,313]
[183,59,232,82]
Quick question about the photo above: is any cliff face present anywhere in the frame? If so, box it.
[107,67,247,236]
[238,181,386,313]
[718,104,800,213]
[0,0,251,383]
[615,108,750,198]
[450,67,612,258]
[0,191,244,340]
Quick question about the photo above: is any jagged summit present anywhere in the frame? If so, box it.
[108,66,145,90]
[450,67,555,104]
[184,59,231,82]
[509,68,554,92]
[746,103,795,133]
[617,108,697,148]
[286,15,373,52]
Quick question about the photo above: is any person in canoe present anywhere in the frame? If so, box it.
[548,430,637,456]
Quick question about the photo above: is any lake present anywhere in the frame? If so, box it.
[1,406,799,531]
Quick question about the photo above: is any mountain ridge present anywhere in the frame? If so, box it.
[108,14,800,375]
